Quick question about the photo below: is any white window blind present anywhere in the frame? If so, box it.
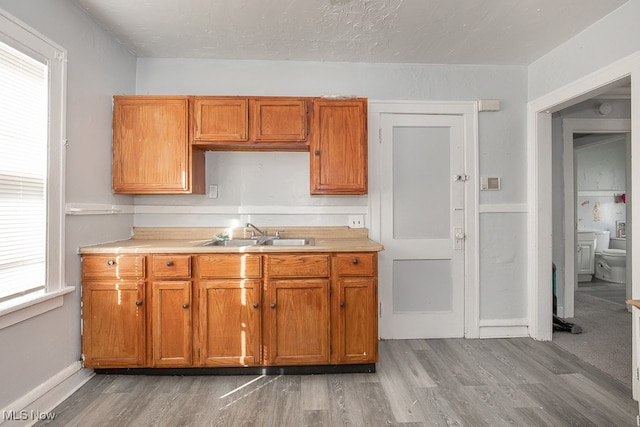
[0,41,48,302]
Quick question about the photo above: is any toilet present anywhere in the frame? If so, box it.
[593,230,626,284]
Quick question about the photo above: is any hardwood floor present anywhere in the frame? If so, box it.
[37,338,637,426]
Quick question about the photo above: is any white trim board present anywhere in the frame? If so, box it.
[0,362,94,426]
[65,203,368,216]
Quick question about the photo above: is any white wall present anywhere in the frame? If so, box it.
[576,136,627,232]
[134,58,530,323]
[0,0,136,412]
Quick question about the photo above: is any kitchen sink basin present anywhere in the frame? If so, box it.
[201,238,314,247]
[263,238,315,246]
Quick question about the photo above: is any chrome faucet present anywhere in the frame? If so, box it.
[246,222,267,239]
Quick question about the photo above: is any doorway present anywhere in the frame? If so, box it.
[528,58,639,397]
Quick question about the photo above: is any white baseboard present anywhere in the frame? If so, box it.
[0,362,94,426]
[478,318,529,338]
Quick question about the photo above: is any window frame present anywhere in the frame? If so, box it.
[0,9,72,329]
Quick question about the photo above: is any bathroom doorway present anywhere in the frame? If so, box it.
[560,112,631,319]
[551,90,633,387]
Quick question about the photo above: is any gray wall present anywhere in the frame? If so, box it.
[0,0,136,410]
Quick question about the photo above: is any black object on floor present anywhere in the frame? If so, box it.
[553,263,583,334]
[553,314,583,334]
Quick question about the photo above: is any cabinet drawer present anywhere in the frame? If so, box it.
[335,253,376,276]
[197,254,261,278]
[82,255,145,280]
[152,255,191,278]
[267,255,330,278]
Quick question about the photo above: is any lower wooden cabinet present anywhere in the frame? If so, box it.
[81,252,377,369]
[151,281,192,366]
[82,281,146,367]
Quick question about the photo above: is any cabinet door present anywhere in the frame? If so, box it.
[266,279,330,365]
[193,97,248,142]
[113,96,203,194]
[577,242,595,274]
[251,98,308,142]
[310,99,368,195]
[82,282,146,367]
[333,277,377,364]
[152,281,192,367]
[199,279,261,366]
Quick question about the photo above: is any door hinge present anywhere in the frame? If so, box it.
[453,174,468,182]
[378,127,382,144]
[637,367,639,380]
[636,414,640,427]
[379,302,383,318]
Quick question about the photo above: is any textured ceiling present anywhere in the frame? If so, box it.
[70,0,628,65]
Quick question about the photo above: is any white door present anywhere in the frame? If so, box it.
[379,113,466,338]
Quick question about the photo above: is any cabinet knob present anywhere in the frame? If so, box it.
[352,258,359,264]
[135,300,143,306]
[314,150,320,155]
[107,259,115,266]
[182,303,189,309]
[270,303,276,309]
[253,303,259,309]
[340,301,345,308]
[166,261,174,266]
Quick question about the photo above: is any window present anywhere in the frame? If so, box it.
[0,10,69,322]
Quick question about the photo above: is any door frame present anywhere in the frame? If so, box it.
[528,51,640,342]
[368,101,479,338]
[562,119,631,319]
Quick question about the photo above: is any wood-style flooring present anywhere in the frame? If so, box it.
[37,338,637,426]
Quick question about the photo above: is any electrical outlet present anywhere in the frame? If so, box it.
[348,215,364,228]
[208,184,218,199]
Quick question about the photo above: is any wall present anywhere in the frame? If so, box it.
[528,0,640,100]
[134,59,529,324]
[0,0,136,413]
[576,135,627,234]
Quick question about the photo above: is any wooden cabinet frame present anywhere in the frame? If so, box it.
[81,251,378,369]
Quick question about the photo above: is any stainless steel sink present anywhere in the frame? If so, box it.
[264,238,314,246]
[201,239,259,247]
[201,238,314,247]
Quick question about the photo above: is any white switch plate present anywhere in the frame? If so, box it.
[208,184,218,199]
[348,215,364,228]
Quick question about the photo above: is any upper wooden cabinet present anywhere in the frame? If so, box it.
[310,99,368,195]
[112,96,205,194]
[193,97,248,142]
[193,97,309,150]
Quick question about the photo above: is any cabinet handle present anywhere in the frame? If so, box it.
[253,303,259,309]
[107,259,115,266]
[166,261,174,266]
[352,258,359,264]
[135,300,143,306]
[314,150,320,155]
[270,303,276,309]
[340,301,345,308]
[182,303,189,309]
